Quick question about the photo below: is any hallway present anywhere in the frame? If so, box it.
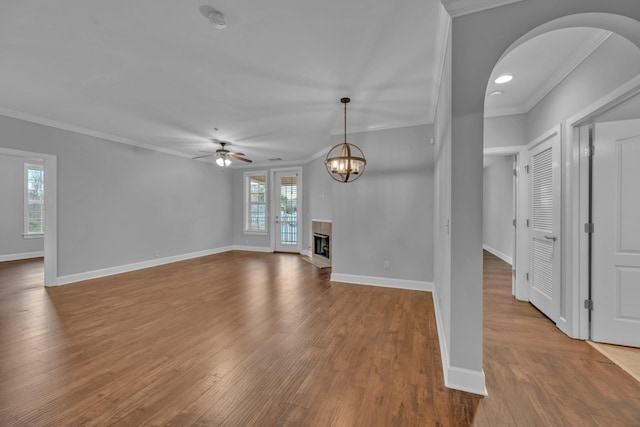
[477,251,640,424]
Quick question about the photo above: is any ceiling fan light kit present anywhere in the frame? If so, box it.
[325,97,367,183]
[192,140,252,168]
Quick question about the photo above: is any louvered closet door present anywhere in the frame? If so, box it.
[529,130,561,322]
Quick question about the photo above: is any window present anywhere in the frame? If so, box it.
[24,163,45,236]
[244,171,267,233]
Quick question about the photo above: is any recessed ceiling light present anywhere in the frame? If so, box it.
[489,90,503,97]
[495,74,513,84]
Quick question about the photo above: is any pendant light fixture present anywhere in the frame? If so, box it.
[325,97,367,183]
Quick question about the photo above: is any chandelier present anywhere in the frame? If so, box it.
[325,97,366,183]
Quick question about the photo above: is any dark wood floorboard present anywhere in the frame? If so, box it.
[1,251,639,425]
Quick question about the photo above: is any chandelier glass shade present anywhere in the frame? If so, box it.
[216,156,231,167]
[325,97,366,183]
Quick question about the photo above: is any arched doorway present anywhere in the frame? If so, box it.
[441,1,640,394]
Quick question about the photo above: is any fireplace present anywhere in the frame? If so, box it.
[311,220,332,267]
[313,233,330,259]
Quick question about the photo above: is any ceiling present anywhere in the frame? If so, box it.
[0,1,619,166]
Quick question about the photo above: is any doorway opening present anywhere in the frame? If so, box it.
[0,147,57,286]
[483,15,640,343]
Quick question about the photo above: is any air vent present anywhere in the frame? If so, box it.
[268,158,282,162]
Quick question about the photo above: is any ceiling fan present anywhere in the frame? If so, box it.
[192,140,253,167]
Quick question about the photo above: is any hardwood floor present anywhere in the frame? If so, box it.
[589,341,640,383]
[1,251,639,426]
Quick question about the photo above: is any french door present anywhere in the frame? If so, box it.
[273,170,301,253]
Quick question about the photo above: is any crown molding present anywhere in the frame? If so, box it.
[521,30,612,113]
[431,4,452,124]
[441,0,524,18]
[328,119,431,137]
[484,105,526,118]
[0,108,193,160]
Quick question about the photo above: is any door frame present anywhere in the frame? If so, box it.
[565,73,640,339]
[0,147,58,286]
[270,167,303,253]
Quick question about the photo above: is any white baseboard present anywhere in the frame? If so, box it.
[483,244,512,265]
[50,246,234,287]
[330,273,433,292]
[0,251,44,262]
[300,249,312,257]
[231,245,274,253]
[432,290,488,396]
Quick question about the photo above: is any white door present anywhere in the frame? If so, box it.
[274,170,301,253]
[592,119,640,347]
[528,129,561,322]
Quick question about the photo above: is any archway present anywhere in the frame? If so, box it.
[441,1,640,395]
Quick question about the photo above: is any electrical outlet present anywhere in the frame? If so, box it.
[384,260,390,269]
[154,250,160,257]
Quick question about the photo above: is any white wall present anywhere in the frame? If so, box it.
[0,115,233,278]
[527,33,640,141]
[446,0,640,395]
[331,124,434,284]
[302,152,333,253]
[483,156,514,263]
[434,10,453,384]
[0,154,44,259]
[484,114,527,148]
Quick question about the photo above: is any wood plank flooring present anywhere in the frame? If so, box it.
[1,251,639,425]
[589,341,640,383]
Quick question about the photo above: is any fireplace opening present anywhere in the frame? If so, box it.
[313,233,330,259]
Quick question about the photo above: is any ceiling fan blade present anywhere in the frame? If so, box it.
[229,151,245,156]
[229,153,253,163]
[192,153,216,159]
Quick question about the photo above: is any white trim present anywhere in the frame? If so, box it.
[243,170,269,234]
[300,249,312,257]
[430,5,452,125]
[521,31,612,115]
[0,108,193,160]
[432,290,488,396]
[442,0,524,18]
[484,106,528,118]
[483,244,513,265]
[527,124,561,151]
[484,145,524,157]
[485,31,612,119]
[330,273,433,292]
[50,246,234,287]
[328,120,431,137]
[231,245,274,253]
[22,233,44,239]
[0,251,44,262]
[271,167,303,253]
[446,366,489,396]
[0,147,57,287]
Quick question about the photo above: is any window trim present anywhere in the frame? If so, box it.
[243,170,268,235]
[24,162,45,237]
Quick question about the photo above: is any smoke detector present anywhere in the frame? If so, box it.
[199,5,227,29]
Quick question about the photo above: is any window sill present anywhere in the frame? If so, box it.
[243,231,268,236]
[23,233,44,239]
